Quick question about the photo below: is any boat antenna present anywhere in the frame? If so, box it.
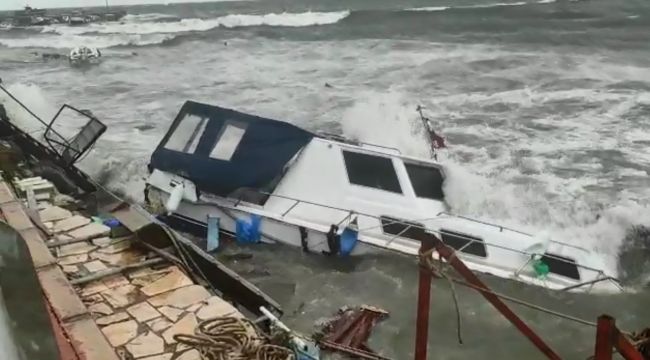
[105,0,109,9]
[416,105,447,160]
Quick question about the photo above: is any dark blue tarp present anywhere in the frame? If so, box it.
[150,101,315,197]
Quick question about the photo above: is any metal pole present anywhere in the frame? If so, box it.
[416,105,435,159]
[595,315,614,360]
[425,233,562,360]
[414,236,434,360]
[0,84,50,128]
[594,315,644,360]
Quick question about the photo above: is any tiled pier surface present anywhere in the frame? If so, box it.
[0,180,245,360]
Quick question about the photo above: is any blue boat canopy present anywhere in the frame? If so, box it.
[150,101,315,197]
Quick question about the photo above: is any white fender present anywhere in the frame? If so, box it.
[165,183,185,215]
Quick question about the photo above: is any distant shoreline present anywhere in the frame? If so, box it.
[0,6,127,27]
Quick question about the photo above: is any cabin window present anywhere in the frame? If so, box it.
[164,114,207,153]
[440,229,487,257]
[380,216,423,240]
[405,163,445,201]
[541,253,580,280]
[342,151,402,193]
[210,121,247,161]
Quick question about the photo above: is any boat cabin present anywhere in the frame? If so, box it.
[146,101,620,293]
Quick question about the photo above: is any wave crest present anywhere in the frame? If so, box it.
[42,10,350,37]
[0,33,174,49]
[121,13,181,22]
[407,0,556,12]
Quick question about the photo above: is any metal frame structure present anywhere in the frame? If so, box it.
[43,104,107,165]
[0,108,97,193]
[594,315,644,360]
[412,230,645,360]
[0,83,105,193]
[414,230,562,359]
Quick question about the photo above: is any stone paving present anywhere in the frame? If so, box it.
[44,206,244,360]
[2,179,245,360]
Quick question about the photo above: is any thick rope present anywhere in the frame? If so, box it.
[174,316,295,360]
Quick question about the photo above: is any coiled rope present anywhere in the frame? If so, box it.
[174,316,295,360]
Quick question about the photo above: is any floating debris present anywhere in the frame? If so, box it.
[316,305,390,360]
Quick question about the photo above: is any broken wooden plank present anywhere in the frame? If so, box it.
[70,258,166,285]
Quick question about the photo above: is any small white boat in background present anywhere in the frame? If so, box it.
[69,46,101,67]
[144,101,622,293]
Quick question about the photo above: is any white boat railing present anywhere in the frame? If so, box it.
[435,212,591,253]
[234,191,621,292]
[317,133,403,154]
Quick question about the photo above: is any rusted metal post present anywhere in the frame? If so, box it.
[614,332,645,360]
[595,315,614,360]
[594,315,644,360]
[612,321,644,360]
[426,233,562,360]
[414,236,435,360]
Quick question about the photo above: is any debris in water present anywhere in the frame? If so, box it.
[315,305,390,359]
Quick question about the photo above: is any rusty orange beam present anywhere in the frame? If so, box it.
[414,236,435,360]
[422,232,562,360]
[595,315,644,360]
[595,315,614,360]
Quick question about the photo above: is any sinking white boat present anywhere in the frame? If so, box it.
[145,101,622,293]
[69,46,101,67]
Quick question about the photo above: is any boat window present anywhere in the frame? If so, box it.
[164,114,207,153]
[342,151,402,193]
[405,163,445,201]
[210,121,247,161]
[440,229,487,257]
[541,253,580,280]
[380,216,424,240]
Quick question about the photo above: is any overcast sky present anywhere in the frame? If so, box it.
[0,0,216,11]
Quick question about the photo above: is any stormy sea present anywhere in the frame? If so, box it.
[1,0,650,358]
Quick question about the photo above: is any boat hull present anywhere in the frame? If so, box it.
[148,187,375,256]
[145,185,622,293]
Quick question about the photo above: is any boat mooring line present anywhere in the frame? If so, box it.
[420,248,620,334]
[0,83,50,128]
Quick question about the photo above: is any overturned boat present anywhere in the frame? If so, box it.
[69,46,101,67]
[145,101,621,293]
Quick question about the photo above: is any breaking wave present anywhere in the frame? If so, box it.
[0,33,174,49]
[43,10,351,36]
[341,92,431,157]
[0,10,350,48]
[407,0,556,11]
[121,13,181,22]
[0,82,154,202]
[0,82,57,136]
[340,91,650,279]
